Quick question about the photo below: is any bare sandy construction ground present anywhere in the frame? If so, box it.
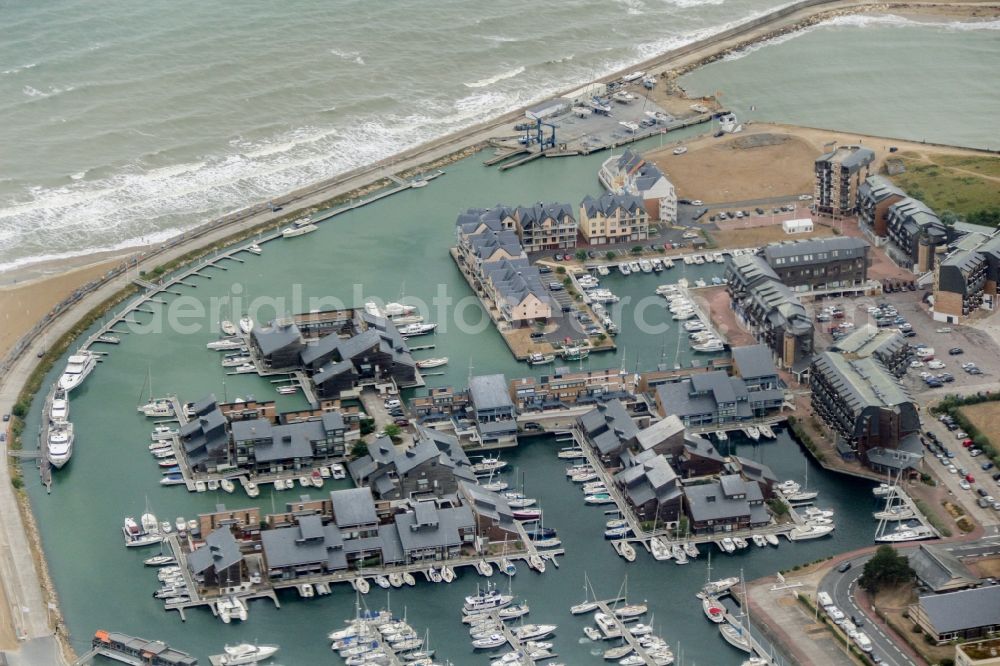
[650,131,817,202]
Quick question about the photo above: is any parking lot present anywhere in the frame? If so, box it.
[922,413,1000,529]
[808,289,1000,397]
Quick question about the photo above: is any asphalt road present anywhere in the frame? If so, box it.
[819,552,916,666]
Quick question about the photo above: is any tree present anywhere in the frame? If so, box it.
[575,250,588,261]
[858,545,914,593]
[359,417,376,436]
[605,251,616,261]
[383,424,402,442]
[631,246,643,255]
[349,440,369,460]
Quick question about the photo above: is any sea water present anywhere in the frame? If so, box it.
[2,1,997,271]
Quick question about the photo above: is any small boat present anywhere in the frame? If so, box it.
[138,399,174,418]
[562,346,590,361]
[96,333,120,344]
[613,603,647,618]
[619,263,631,276]
[220,478,235,493]
[639,259,653,273]
[613,540,636,562]
[441,565,455,583]
[206,338,245,351]
[605,526,633,540]
[703,596,726,623]
[720,622,752,653]
[160,474,185,486]
[353,577,370,594]
[684,542,699,558]
[245,482,259,498]
[399,322,438,337]
[471,457,507,475]
[570,471,598,483]
[212,643,280,665]
[664,258,675,268]
[556,447,584,459]
[528,554,545,572]
[715,429,729,442]
[221,320,237,336]
[331,463,346,479]
[144,555,177,567]
[374,575,390,589]
[512,624,556,641]
[311,469,324,488]
[733,537,748,550]
[513,508,542,521]
[247,243,262,255]
[752,534,768,547]
[533,537,561,549]
[605,644,634,660]
[276,385,298,395]
[426,567,442,583]
[765,534,779,547]
[672,544,688,564]
[650,537,672,561]
[673,146,688,155]
[500,558,516,577]
[743,426,761,441]
[416,357,448,369]
[388,573,403,587]
[584,493,614,505]
[720,538,736,554]
[298,476,310,488]
[282,217,318,238]
[788,525,835,541]
[481,479,508,492]
[628,261,640,273]
[403,572,416,586]
[207,479,219,491]
[476,560,494,577]
[472,634,506,649]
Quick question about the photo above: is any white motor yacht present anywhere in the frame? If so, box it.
[58,350,98,392]
[282,218,318,238]
[239,316,254,335]
[50,396,69,421]
[47,421,74,468]
[213,643,280,665]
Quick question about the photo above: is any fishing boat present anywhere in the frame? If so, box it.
[416,357,448,369]
[212,643,280,665]
[613,540,636,562]
[282,217,318,238]
[527,352,555,365]
[221,320,237,336]
[58,350,98,392]
[561,346,590,361]
[464,583,513,614]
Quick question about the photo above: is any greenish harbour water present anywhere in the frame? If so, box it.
[21,135,878,665]
[17,17,1000,665]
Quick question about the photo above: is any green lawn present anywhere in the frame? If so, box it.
[890,152,1000,223]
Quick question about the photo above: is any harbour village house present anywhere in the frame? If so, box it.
[809,350,922,474]
[577,192,650,245]
[857,175,906,245]
[910,586,1000,645]
[814,145,875,217]
[598,149,678,224]
[512,202,579,253]
[684,474,770,534]
[455,207,553,326]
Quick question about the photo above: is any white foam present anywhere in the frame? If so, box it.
[722,13,1000,62]
[329,48,365,65]
[2,62,37,76]
[464,65,526,88]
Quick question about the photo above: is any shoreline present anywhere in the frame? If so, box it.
[2,0,996,289]
[0,0,998,660]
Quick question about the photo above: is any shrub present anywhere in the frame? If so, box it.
[605,251,616,261]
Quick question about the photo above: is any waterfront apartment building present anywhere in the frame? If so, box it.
[761,237,870,292]
[230,411,348,474]
[934,230,1000,322]
[578,192,649,245]
[814,145,875,217]
[725,254,814,371]
[653,369,784,429]
[513,202,578,252]
[509,366,639,412]
[347,429,476,500]
[251,319,305,369]
[831,324,910,377]
[857,175,906,245]
[578,398,640,466]
[598,149,677,224]
[810,351,922,472]
[469,374,518,446]
[885,197,948,272]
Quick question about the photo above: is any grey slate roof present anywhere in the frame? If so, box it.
[579,399,638,455]
[252,321,302,356]
[313,360,354,385]
[260,520,346,570]
[394,504,474,553]
[683,434,725,463]
[581,192,645,218]
[732,344,778,381]
[865,446,922,471]
[469,374,514,412]
[614,455,681,507]
[816,145,875,172]
[909,544,979,593]
[515,202,576,228]
[859,175,905,203]
[685,479,759,523]
[299,332,343,367]
[812,352,914,414]
[187,527,243,576]
[482,258,550,309]
[458,481,517,532]
[832,324,906,360]
[918,586,1000,634]
[331,487,378,528]
[467,229,525,261]
[634,415,684,452]
[254,420,325,462]
[190,394,218,416]
[231,417,273,443]
[762,237,868,267]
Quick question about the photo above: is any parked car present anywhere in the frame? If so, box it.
[948,347,964,355]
